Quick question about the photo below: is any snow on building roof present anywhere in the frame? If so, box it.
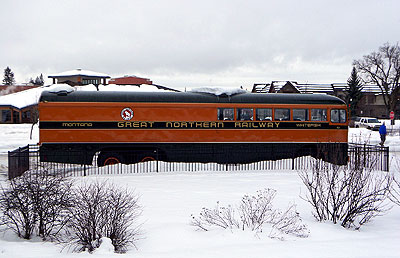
[0,85,46,109]
[295,84,334,93]
[252,83,272,93]
[361,84,382,94]
[252,81,385,95]
[48,69,110,78]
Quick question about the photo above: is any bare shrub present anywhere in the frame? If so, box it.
[0,171,73,240]
[102,185,142,253]
[389,159,400,206]
[191,202,239,231]
[390,177,400,206]
[27,172,73,240]
[191,189,309,239]
[238,189,276,231]
[63,181,141,253]
[299,161,392,229]
[0,176,36,239]
[270,203,309,238]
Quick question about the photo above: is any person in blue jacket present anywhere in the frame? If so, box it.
[379,122,387,146]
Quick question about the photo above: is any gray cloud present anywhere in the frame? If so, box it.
[1,0,400,89]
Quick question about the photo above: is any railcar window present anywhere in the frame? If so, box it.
[218,108,234,121]
[293,109,309,121]
[340,110,346,123]
[275,108,290,121]
[237,108,254,121]
[331,109,346,123]
[311,109,327,121]
[256,108,272,121]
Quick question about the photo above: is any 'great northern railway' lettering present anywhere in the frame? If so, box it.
[40,121,344,130]
[118,121,154,128]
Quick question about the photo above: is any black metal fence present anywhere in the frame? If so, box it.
[7,143,390,180]
[348,143,389,172]
[8,145,30,180]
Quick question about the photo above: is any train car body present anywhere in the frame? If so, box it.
[38,90,348,166]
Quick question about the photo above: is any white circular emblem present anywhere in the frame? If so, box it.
[121,108,134,120]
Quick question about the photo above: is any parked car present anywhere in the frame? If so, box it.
[349,116,361,128]
[354,117,381,130]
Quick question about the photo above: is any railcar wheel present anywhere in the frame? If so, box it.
[140,149,162,162]
[97,152,123,167]
[141,156,156,162]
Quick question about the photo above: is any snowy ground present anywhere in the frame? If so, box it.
[0,124,399,257]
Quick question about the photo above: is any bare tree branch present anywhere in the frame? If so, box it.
[353,42,400,113]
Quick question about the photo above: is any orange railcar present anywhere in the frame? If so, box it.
[38,91,348,166]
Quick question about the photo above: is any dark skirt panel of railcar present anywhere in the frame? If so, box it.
[39,142,348,166]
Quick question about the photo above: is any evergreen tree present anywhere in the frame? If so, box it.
[345,67,363,117]
[31,74,44,86]
[3,66,15,85]
[39,73,44,86]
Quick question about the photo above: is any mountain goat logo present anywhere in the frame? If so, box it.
[121,108,134,121]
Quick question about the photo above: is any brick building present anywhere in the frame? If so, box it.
[0,84,39,96]
[48,68,110,86]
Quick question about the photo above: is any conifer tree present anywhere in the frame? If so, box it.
[31,74,44,86]
[345,67,363,117]
[3,66,15,85]
[39,73,44,86]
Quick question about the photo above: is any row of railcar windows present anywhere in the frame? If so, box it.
[217,108,346,123]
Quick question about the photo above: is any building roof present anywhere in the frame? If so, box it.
[48,69,110,78]
[252,83,272,93]
[252,81,384,95]
[109,76,152,85]
[0,85,39,96]
[0,86,45,109]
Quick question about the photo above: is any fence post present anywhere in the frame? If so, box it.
[385,146,389,172]
[7,150,13,180]
[291,151,295,170]
[156,149,159,173]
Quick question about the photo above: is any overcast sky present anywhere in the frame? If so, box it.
[1,0,399,90]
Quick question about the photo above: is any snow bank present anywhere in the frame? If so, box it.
[93,237,115,254]
[349,127,400,151]
[0,170,398,258]
[0,124,39,154]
